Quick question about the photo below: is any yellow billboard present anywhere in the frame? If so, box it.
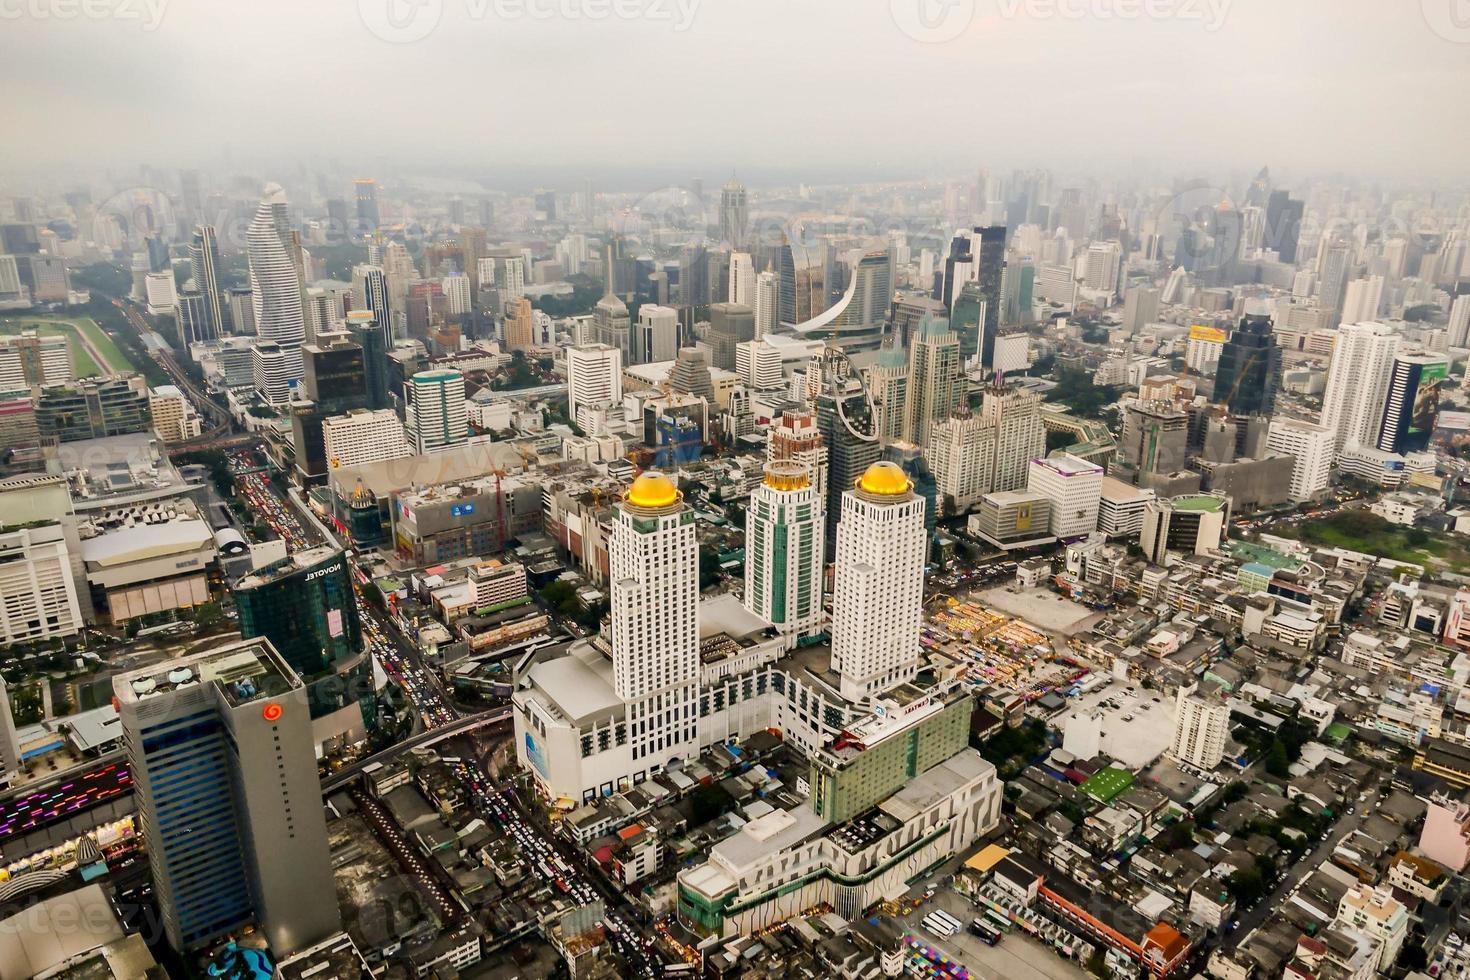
[1189,325,1228,343]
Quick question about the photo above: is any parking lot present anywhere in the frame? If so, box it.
[1065,682,1177,769]
[905,888,1090,980]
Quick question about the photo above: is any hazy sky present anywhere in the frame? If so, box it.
[3,0,1467,186]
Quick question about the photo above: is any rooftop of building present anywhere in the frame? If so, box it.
[114,636,299,708]
[78,516,213,568]
[233,543,344,590]
[1168,494,1229,513]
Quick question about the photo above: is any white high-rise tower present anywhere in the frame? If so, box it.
[612,472,700,770]
[729,252,756,309]
[1319,320,1399,451]
[745,462,825,641]
[247,184,307,402]
[830,461,927,702]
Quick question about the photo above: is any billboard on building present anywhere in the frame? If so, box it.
[1189,325,1227,344]
[1410,361,1449,436]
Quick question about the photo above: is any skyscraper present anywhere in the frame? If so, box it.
[1211,311,1281,416]
[1377,351,1449,455]
[829,462,926,701]
[291,332,369,480]
[591,292,631,363]
[728,251,755,308]
[566,343,623,429]
[815,375,882,547]
[777,239,798,325]
[905,315,963,445]
[504,296,534,351]
[352,264,392,345]
[354,177,380,233]
[1027,453,1104,540]
[114,638,340,955]
[973,226,1006,365]
[1265,190,1303,263]
[1341,275,1385,324]
[719,177,748,247]
[744,461,825,642]
[1169,687,1229,770]
[1266,417,1334,502]
[1319,320,1399,450]
[635,304,679,364]
[611,473,699,768]
[867,345,908,444]
[767,411,828,497]
[704,302,755,371]
[189,224,224,340]
[754,270,778,338]
[247,184,307,401]
[978,381,1045,492]
[406,368,468,453]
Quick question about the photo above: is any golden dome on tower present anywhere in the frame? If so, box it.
[625,471,680,509]
[856,461,911,496]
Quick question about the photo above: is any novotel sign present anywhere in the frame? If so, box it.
[304,562,344,582]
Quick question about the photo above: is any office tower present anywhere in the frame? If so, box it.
[1450,291,1470,349]
[635,304,680,364]
[149,386,200,442]
[704,302,755,371]
[815,379,883,547]
[1122,285,1160,334]
[534,189,557,221]
[867,346,909,444]
[0,333,71,388]
[0,522,83,646]
[354,177,380,233]
[115,638,340,955]
[1266,417,1334,502]
[611,473,699,766]
[1341,275,1385,324]
[776,239,798,325]
[0,254,24,305]
[441,273,471,316]
[1121,401,1190,478]
[1083,240,1123,296]
[189,225,225,340]
[668,347,716,404]
[971,226,1006,364]
[1320,321,1400,450]
[591,293,631,363]
[291,333,369,480]
[1316,240,1352,317]
[729,251,755,308]
[380,242,417,321]
[1140,493,1230,563]
[504,296,534,351]
[905,315,963,445]
[352,264,392,345]
[322,408,409,469]
[1211,311,1281,416]
[406,368,468,453]
[744,461,825,641]
[1377,351,1449,455]
[566,343,623,429]
[1169,687,1229,770]
[228,287,256,335]
[754,271,778,338]
[144,271,177,315]
[176,291,208,346]
[883,441,939,541]
[247,184,307,401]
[949,282,987,362]
[735,339,783,390]
[234,546,366,721]
[767,411,828,497]
[926,410,996,512]
[1027,453,1104,540]
[22,254,69,302]
[1265,190,1303,263]
[719,178,748,247]
[34,377,152,442]
[478,247,526,302]
[829,461,926,701]
[344,309,389,410]
[979,381,1045,492]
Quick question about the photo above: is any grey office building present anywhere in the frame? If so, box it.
[114,637,340,956]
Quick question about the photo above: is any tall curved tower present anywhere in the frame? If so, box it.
[248,183,307,402]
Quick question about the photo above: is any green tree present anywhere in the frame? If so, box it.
[1265,738,1291,779]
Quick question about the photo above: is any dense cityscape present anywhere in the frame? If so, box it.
[0,3,1468,980]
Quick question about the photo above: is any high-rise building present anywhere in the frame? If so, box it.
[729,251,755,308]
[867,346,909,444]
[754,270,778,339]
[1341,275,1385,325]
[322,408,409,470]
[815,378,882,547]
[1027,453,1104,540]
[406,368,468,453]
[114,638,340,954]
[189,225,225,340]
[635,304,679,364]
[744,461,825,642]
[1377,351,1449,455]
[949,282,988,363]
[1449,291,1470,349]
[504,296,534,352]
[1121,400,1190,478]
[1266,417,1334,502]
[566,343,623,431]
[611,473,700,764]
[591,293,631,363]
[354,177,380,233]
[719,178,748,247]
[1140,493,1230,563]
[1083,240,1123,297]
[343,309,389,410]
[1211,311,1281,416]
[1122,285,1161,334]
[352,264,392,345]
[905,315,963,446]
[1320,320,1400,451]
[0,333,71,389]
[704,302,755,372]
[247,184,307,401]
[1169,687,1229,770]
[149,385,201,442]
[978,381,1044,492]
[767,411,828,497]
[1316,239,1353,318]
[735,339,783,390]
[1265,190,1303,263]
[926,410,996,513]
[830,462,926,701]
[0,521,83,647]
[291,332,369,480]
